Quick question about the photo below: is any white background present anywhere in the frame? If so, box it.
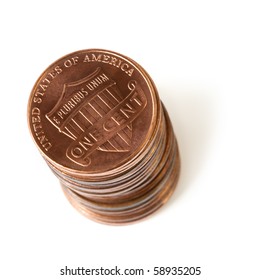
[1,1,260,279]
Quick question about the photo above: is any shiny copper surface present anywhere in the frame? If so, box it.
[27,49,180,225]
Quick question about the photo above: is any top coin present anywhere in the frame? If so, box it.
[28,49,160,174]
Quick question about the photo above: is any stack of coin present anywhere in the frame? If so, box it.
[27,49,180,225]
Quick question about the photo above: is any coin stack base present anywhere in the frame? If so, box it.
[28,49,180,225]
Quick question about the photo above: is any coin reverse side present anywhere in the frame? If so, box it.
[28,49,159,174]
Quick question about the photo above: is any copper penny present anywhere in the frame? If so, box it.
[28,49,160,175]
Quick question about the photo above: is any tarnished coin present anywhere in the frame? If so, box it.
[27,49,180,225]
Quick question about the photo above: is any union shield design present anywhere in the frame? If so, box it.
[46,67,147,166]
